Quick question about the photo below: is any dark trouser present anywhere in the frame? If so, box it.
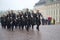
[42,21,45,25]
[36,21,40,31]
[21,25,24,30]
[32,25,34,29]
[3,22,7,29]
[11,26,14,31]
[7,24,11,30]
[15,23,17,29]
[19,25,21,29]
[15,25,17,29]
[36,24,39,31]
[31,24,34,29]
[26,24,30,31]
[1,23,4,28]
[48,20,51,25]
[11,25,14,31]
[11,24,14,31]
[2,23,5,28]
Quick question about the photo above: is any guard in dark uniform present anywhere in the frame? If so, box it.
[18,12,22,30]
[18,12,21,29]
[36,10,43,31]
[21,16,24,30]
[14,18,18,29]
[23,12,27,30]
[31,11,36,29]
[2,15,6,29]
[20,11,24,30]
[7,16,11,30]
[26,14,31,31]
[11,10,16,31]
[6,11,11,30]
[0,16,4,28]
[4,15,7,29]
[17,14,19,28]
[25,9,31,31]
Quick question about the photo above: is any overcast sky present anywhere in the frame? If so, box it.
[0,0,39,10]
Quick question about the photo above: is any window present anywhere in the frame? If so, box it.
[49,0,54,2]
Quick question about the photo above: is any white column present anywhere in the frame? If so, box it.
[59,4,60,23]
[54,4,57,23]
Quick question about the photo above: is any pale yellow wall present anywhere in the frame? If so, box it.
[34,3,60,24]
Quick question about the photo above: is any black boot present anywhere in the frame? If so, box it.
[36,25,39,31]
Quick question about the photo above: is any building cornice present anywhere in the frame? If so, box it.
[34,0,60,7]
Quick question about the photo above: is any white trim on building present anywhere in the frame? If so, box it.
[34,3,60,24]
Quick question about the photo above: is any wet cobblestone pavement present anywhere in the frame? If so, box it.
[0,24,60,40]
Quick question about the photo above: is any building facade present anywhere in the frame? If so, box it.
[34,0,60,24]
